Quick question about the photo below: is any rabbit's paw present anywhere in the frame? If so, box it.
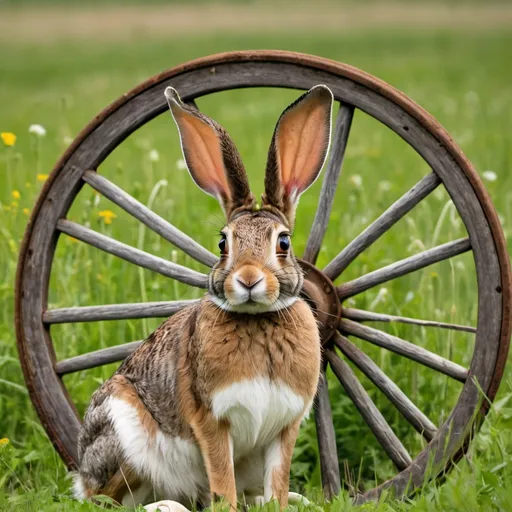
[143,500,191,512]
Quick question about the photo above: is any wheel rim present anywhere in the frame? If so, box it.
[15,50,511,502]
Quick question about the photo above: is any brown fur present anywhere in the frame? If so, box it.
[77,86,332,510]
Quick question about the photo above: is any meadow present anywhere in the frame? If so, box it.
[1,6,512,511]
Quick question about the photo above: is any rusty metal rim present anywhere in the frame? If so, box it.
[15,50,511,491]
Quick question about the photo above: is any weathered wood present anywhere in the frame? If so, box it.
[15,53,509,499]
[340,319,468,382]
[57,219,208,288]
[303,103,354,264]
[324,172,441,280]
[333,333,437,441]
[343,308,476,334]
[83,170,218,267]
[314,368,341,498]
[55,341,142,375]
[325,349,413,470]
[43,299,198,324]
[338,238,471,299]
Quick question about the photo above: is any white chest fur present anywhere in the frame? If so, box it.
[211,378,307,458]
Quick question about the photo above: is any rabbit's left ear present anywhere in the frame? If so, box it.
[262,85,333,227]
[165,87,254,218]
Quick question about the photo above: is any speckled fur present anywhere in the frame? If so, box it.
[75,85,332,510]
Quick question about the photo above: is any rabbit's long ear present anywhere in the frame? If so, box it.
[165,87,254,218]
[262,85,333,227]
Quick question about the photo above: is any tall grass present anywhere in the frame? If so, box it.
[1,28,511,511]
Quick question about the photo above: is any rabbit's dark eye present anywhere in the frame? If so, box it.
[277,234,290,254]
[218,236,227,254]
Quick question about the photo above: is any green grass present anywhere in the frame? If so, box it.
[1,25,512,512]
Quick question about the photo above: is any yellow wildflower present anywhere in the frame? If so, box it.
[1,132,16,146]
[12,190,21,200]
[0,438,9,447]
[11,201,18,208]
[98,210,117,225]
[23,208,30,215]
[37,174,49,182]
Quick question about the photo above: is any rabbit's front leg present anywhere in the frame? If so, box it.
[192,410,237,510]
[264,419,302,508]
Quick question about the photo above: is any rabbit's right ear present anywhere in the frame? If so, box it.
[165,87,254,218]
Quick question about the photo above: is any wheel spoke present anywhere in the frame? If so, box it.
[83,170,218,268]
[333,333,437,441]
[342,308,476,333]
[55,341,142,375]
[57,219,209,288]
[325,349,412,470]
[340,319,468,382]
[303,103,355,264]
[43,299,198,324]
[323,172,441,280]
[314,368,342,498]
[337,237,471,299]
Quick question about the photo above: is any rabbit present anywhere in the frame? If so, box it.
[73,83,334,511]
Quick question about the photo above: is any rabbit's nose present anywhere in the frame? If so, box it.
[236,275,264,290]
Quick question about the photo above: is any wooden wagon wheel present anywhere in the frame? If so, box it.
[15,51,511,503]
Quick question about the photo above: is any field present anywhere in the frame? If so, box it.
[1,2,512,511]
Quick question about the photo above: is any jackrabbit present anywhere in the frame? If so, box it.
[74,84,333,511]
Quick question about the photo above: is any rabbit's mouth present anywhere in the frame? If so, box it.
[210,293,298,314]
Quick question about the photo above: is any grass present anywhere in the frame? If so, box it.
[1,20,512,512]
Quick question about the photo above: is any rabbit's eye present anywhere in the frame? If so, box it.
[277,234,290,254]
[218,236,227,254]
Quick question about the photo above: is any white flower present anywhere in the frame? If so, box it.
[29,124,47,137]
[369,287,389,309]
[149,149,160,162]
[349,174,363,188]
[379,180,392,192]
[404,291,415,303]
[176,159,187,171]
[63,135,73,145]
[482,170,497,182]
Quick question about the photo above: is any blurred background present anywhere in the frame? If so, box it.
[1,0,512,510]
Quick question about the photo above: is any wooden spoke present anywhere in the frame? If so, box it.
[314,369,341,498]
[338,238,471,299]
[55,341,142,375]
[343,308,476,334]
[325,349,412,471]
[83,170,218,268]
[333,333,437,441]
[57,219,209,288]
[303,103,355,264]
[43,299,198,324]
[323,172,441,280]
[340,319,468,382]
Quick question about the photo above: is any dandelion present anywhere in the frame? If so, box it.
[0,438,9,447]
[23,208,30,215]
[149,149,160,162]
[349,174,363,188]
[29,124,47,137]
[12,190,21,200]
[482,170,497,182]
[37,174,49,182]
[176,158,187,171]
[1,132,16,146]
[98,210,117,225]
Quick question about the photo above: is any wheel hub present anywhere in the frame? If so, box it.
[298,260,341,345]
